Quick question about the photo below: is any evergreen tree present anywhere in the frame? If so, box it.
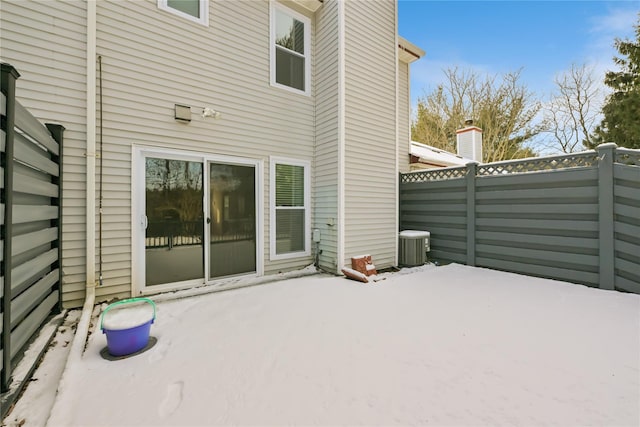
[592,15,640,149]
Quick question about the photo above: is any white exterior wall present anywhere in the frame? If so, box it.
[314,0,340,272]
[343,0,398,269]
[2,0,411,305]
[0,0,88,308]
[94,0,316,303]
[2,0,319,307]
[398,61,411,174]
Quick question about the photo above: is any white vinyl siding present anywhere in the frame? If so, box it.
[398,60,411,174]
[313,0,340,273]
[158,0,209,26]
[0,0,88,308]
[343,0,397,269]
[270,158,311,260]
[0,0,317,307]
[2,0,405,304]
[93,0,316,299]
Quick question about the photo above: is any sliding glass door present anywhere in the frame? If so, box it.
[144,157,204,286]
[138,150,259,290]
[208,162,256,279]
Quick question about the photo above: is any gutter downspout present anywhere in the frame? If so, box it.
[86,0,97,294]
[80,0,98,347]
[45,1,97,423]
[78,0,98,365]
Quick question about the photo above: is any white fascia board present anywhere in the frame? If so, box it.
[291,0,323,12]
[398,36,425,63]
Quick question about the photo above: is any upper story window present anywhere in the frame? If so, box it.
[270,2,311,96]
[158,0,209,26]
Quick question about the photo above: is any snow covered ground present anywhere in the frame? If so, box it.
[4,263,640,426]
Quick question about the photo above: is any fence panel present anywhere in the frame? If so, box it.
[399,145,640,294]
[400,175,468,263]
[475,167,600,286]
[613,160,640,293]
[1,63,63,408]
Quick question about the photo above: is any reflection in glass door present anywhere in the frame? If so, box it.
[208,163,256,279]
[145,158,204,286]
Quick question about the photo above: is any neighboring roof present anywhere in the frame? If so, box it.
[410,141,470,167]
[398,36,425,63]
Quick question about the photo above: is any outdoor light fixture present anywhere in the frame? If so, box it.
[174,104,222,122]
[202,107,221,119]
[174,104,192,122]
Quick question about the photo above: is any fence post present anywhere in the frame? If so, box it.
[466,162,477,266]
[1,63,20,392]
[46,123,65,314]
[597,143,616,291]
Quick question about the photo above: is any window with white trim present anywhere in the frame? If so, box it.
[158,0,209,26]
[270,2,310,95]
[270,158,310,259]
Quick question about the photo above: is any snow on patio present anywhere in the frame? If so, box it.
[7,264,640,426]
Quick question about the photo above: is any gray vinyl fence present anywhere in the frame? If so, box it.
[400,143,640,294]
[1,63,63,404]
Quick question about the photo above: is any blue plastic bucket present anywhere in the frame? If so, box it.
[100,298,156,357]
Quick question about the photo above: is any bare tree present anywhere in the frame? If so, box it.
[411,67,543,162]
[543,64,602,153]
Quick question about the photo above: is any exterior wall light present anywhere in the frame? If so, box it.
[202,107,221,119]
[174,104,192,122]
[174,104,221,122]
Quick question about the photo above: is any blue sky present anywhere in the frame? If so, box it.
[398,1,640,107]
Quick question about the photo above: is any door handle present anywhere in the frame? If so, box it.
[142,215,148,229]
[206,217,211,224]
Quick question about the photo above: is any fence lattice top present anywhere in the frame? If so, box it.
[399,148,640,183]
[477,152,598,176]
[402,166,467,183]
[616,148,640,166]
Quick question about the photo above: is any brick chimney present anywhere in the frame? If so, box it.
[456,119,483,162]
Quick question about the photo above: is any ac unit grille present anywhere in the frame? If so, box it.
[399,235,427,266]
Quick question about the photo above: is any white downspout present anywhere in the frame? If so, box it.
[80,0,97,347]
[86,0,97,293]
[46,1,97,424]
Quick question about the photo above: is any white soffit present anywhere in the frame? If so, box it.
[290,0,323,12]
[398,36,425,63]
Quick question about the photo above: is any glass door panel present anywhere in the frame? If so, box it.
[145,158,204,285]
[209,163,256,279]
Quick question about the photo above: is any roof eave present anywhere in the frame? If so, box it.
[398,36,425,63]
[290,0,323,12]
